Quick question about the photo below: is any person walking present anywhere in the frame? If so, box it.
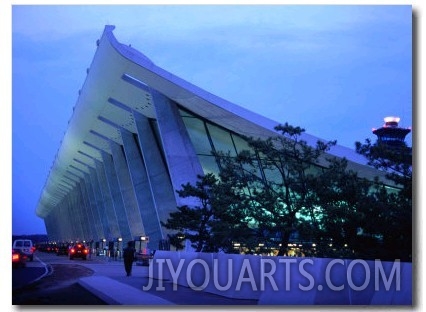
[123,241,136,276]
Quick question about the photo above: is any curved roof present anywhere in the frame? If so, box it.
[36,25,380,218]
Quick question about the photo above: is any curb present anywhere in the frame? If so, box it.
[79,276,174,305]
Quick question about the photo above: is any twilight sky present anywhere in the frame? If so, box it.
[8,4,413,235]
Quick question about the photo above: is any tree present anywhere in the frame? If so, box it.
[355,139,411,195]
[310,156,374,258]
[161,174,218,252]
[355,139,412,261]
[208,178,258,253]
[215,123,406,259]
[161,173,253,253]
[162,123,412,261]
[215,123,341,256]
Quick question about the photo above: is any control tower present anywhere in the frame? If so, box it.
[372,116,411,147]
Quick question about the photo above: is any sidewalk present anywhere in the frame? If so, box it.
[78,258,258,305]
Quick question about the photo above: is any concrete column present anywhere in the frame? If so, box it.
[86,170,106,241]
[94,159,118,240]
[52,206,62,240]
[46,209,59,241]
[55,193,77,241]
[88,166,109,240]
[67,189,85,241]
[101,150,132,242]
[60,186,80,241]
[133,112,177,238]
[109,139,145,240]
[56,202,73,241]
[44,216,57,241]
[71,181,87,241]
[151,91,204,206]
[74,184,91,241]
[63,202,75,241]
[78,178,100,241]
[120,127,162,248]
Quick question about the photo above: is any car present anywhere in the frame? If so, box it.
[56,243,70,256]
[135,249,155,266]
[12,249,27,268]
[69,243,89,260]
[12,239,35,261]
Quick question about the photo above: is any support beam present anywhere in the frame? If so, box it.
[78,176,101,241]
[95,159,120,240]
[151,90,204,207]
[88,167,108,240]
[101,150,132,242]
[133,112,177,240]
[109,139,145,241]
[120,127,162,249]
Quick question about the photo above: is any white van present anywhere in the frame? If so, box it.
[12,239,35,261]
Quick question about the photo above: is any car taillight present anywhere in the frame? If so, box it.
[12,254,20,261]
[70,248,75,254]
[84,249,89,254]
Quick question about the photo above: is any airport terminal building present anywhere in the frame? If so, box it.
[35,25,388,251]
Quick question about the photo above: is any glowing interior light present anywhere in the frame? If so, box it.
[384,116,400,123]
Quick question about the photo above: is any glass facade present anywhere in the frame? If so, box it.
[179,108,255,176]
[179,108,296,183]
[179,106,400,203]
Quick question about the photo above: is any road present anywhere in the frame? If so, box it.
[12,251,108,305]
[12,250,258,306]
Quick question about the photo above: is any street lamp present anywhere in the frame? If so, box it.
[117,237,122,260]
[101,238,106,255]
